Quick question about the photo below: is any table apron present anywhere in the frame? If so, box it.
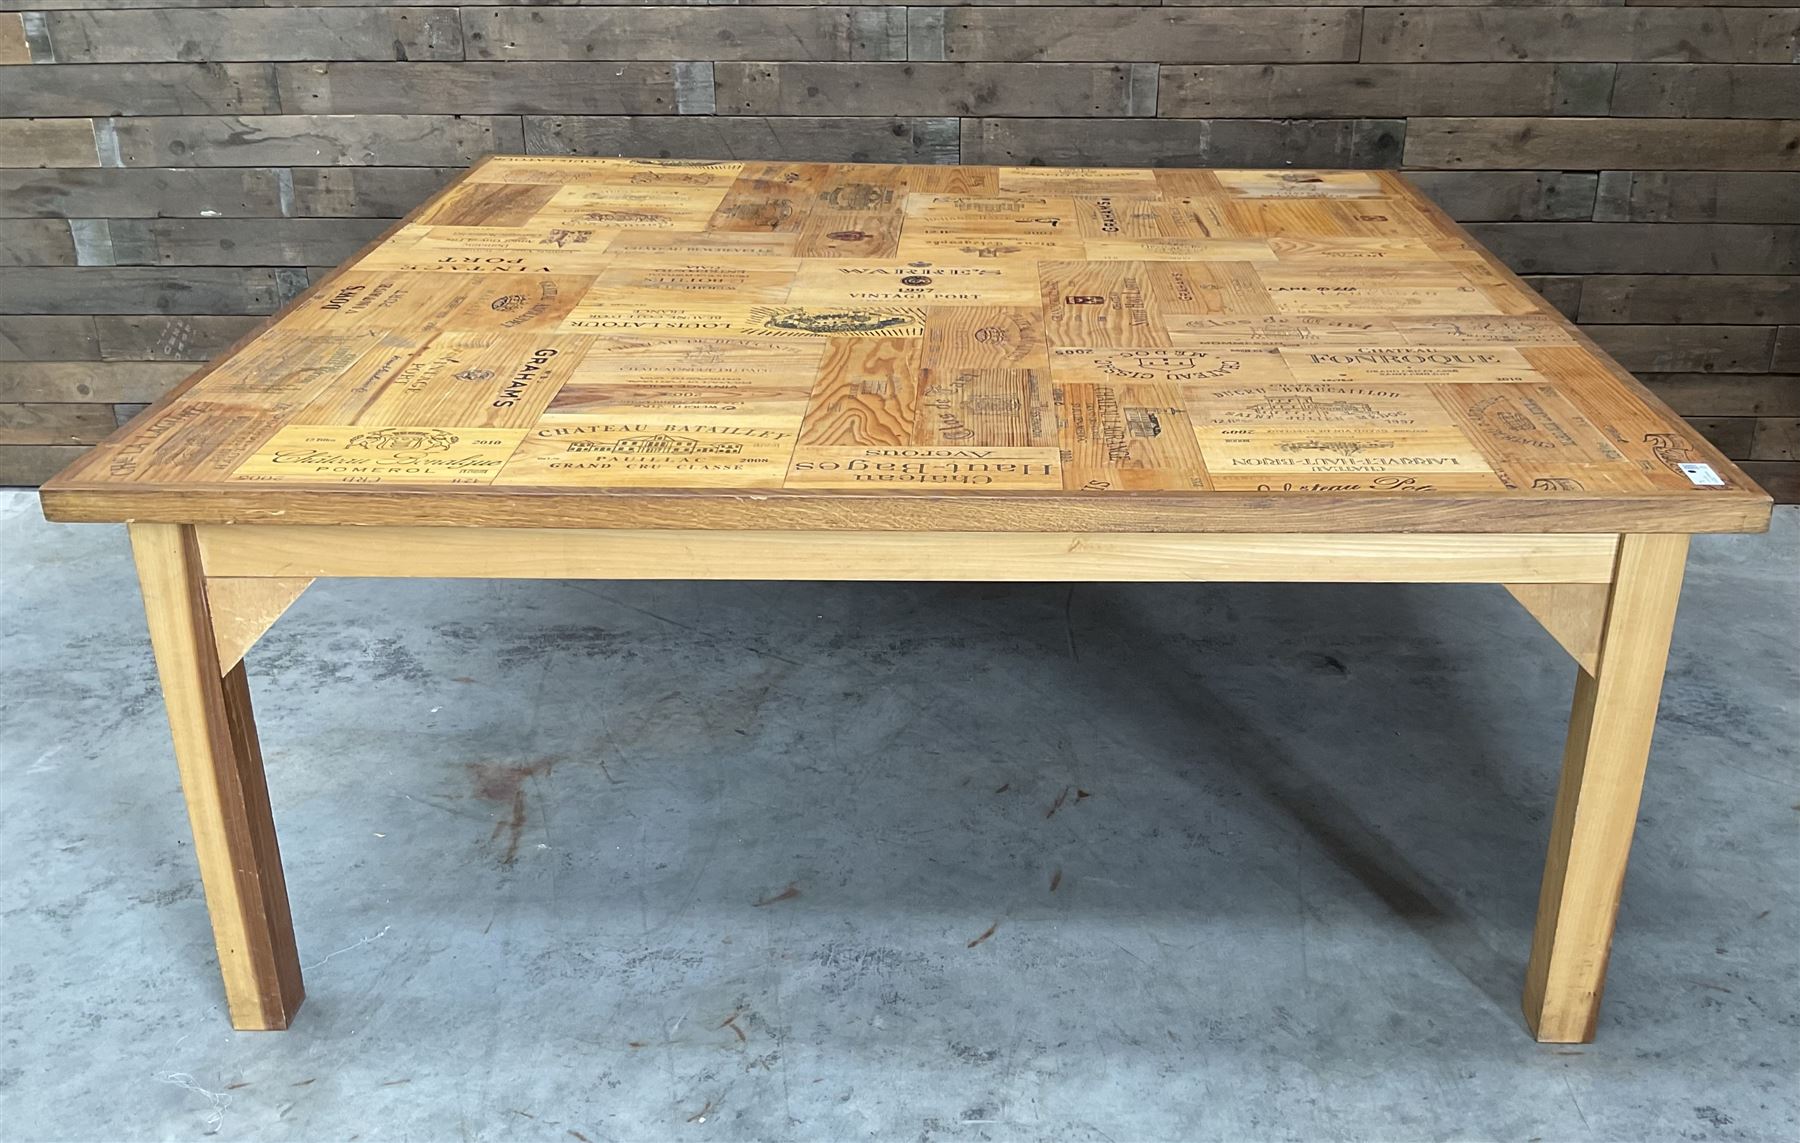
[191,526,1621,584]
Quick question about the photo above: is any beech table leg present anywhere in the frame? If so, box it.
[1523,533,1690,1043]
[130,522,303,1030]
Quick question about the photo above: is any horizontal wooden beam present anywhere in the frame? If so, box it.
[194,526,1620,585]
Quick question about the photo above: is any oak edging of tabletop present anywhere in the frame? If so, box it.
[35,486,1773,534]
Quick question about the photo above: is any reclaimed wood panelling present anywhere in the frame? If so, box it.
[0,361,198,402]
[35,7,463,63]
[1578,277,1800,325]
[1406,172,1599,221]
[0,14,27,63]
[1362,8,1800,63]
[0,268,285,315]
[273,62,680,114]
[1645,374,1800,418]
[107,217,393,265]
[93,315,264,360]
[0,168,287,218]
[0,119,98,168]
[108,114,524,166]
[1405,117,1800,171]
[717,63,1150,117]
[0,63,282,117]
[462,7,894,62]
[1159,63,1614,117]
[1463,223,1800,275]
[940,8,1365,62]
[0,401,119,445]
[0,444,86,485]
[963,117,1405,166]
[1774,328,1800,373]
[0,316,102,361]
[0,219,77,266]
[1592,171,1800,223]
[2,0,1795,499]
[1586,325,1778,374]
[1610,64,1800,118]
[524,115,961,164]
[287,167,459,216]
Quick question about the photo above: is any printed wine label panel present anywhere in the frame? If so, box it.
[922,308,1050,372]
[535,183,731,231]
[915,367,1055,449]
[1262,283,1504,316]
[797,210,904,259]
[1082,238,1276,262]
[1038,261,1173,347]
[283,272,473,332]
[1055,382,1211,490]
[335,333,590,429]
[1215,170,1385,199]
[788,260,1041,307]
[189,331,408,404]
[1168,315,1410,349]
[466,157,746,186]
[798,338,925,446]
[546,336,819,422]
[787,446,1062,490]
[230,426,528,485]
[605,231,801,260]
[561,302,928,340]
[1526,346,1746,492]
[1280,345,1551,385]
[584,258,802,304]
[91,399,289,484]
[1437,381,1655,492]
[1184,381,1501,490]
[995,167,1161,196]
[494,418,800,488]
[1049,346,1296,387]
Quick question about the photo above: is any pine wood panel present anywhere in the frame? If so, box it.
[38,156,1768,532]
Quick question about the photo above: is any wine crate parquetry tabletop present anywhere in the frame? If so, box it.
[39,156,1769,534]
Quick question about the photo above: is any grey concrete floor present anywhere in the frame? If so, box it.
[1,491,1795,1143]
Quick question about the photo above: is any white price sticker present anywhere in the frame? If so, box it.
[1677,462,1726,487]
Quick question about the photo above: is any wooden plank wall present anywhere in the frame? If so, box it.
[2,2,1796,500]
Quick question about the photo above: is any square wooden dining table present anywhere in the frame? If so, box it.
[38,156,1770,1042]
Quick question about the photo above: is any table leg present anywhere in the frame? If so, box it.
[130,523,304,1030]
[1523,533,1689,1042]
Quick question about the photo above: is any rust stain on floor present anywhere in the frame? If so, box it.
[468,758,555,865]
[753,882,800,907]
